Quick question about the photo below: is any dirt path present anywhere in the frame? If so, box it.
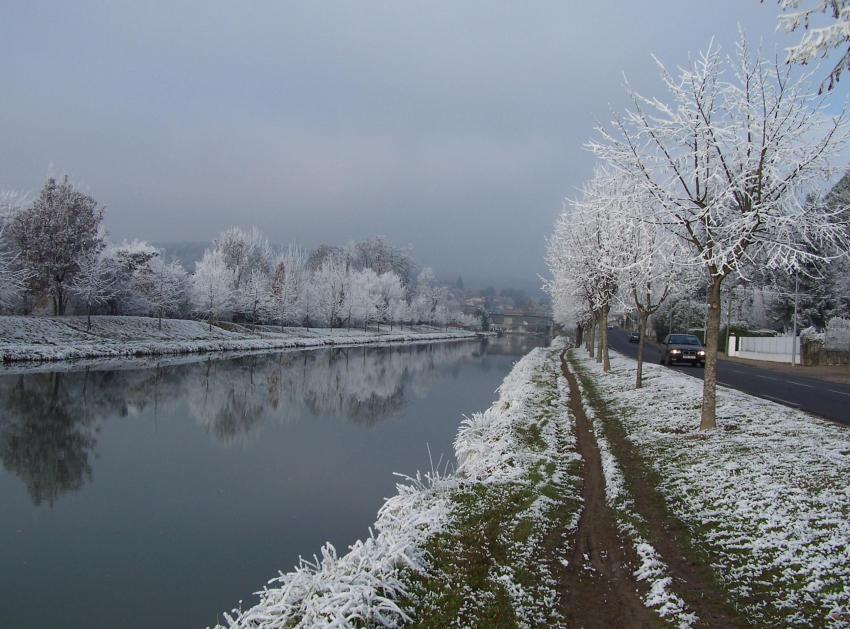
[559,350,658,628]
[561,349,749,629]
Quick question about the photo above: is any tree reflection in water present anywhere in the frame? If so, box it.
[0,338,522,505]
[0,373,98,506]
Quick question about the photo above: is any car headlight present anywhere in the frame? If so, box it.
[670,349,681,354]
[697,350,705,355]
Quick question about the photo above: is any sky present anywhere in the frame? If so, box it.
[1,1,844,292]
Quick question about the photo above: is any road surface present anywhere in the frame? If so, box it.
[606,328,850,426]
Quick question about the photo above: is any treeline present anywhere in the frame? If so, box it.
[0,177,475,330]
[545,33,850,430]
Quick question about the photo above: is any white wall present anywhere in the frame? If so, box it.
[728,335,799,364]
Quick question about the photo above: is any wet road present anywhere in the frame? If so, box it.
[606,328,850,426]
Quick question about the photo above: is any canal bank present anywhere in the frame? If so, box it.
[0,315,487,365]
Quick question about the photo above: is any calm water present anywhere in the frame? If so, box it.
[0,335,542,629]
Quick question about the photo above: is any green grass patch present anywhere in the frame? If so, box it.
[400,350,583,628]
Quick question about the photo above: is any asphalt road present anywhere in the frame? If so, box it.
[606,327,850,426]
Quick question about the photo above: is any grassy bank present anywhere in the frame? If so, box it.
[0,315,484,364]
[401,344,583,627]
[217,344,583,628]
[570,348,850,627]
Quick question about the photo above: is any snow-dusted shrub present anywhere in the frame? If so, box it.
[825,317,850,351]
[800,325,825,347]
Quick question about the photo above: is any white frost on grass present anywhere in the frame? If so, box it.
[218,344,572,628]
[573,372,696,627]
[418,343,581,627]
[219,472,453,628]
[0,315,482,365]
[574,349,850,627]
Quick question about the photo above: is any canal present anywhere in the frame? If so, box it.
[0,335,542,628]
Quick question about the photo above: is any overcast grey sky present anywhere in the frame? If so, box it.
[0,1,833,290]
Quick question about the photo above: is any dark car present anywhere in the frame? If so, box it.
[661,333,706,367]
[628,332,640,343]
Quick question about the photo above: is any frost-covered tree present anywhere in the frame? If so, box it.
[614,185,685,388]
[545,169,621,372]
[374,271,405,330]
[306,244,345,272]
[346,268,381,330]
[589,35,850,429]
[776,0,850,91]
[70,253,119,330]
[0,226,30,312]
[347,236,418,290]
[133,257,188,329]
[0,194,30,311]
[390,297,410,330]
[192,249,235,330]
[235,268,274,324]
[10,176,105,315]
[213,226,273,290]
[413,267,449,326]
[271,246,308,328]
[311,254,349,328]
[108,239,159,273]
[104,239,161,315]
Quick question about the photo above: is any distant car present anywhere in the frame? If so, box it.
[661,333,706,367]
[628,332,640,343]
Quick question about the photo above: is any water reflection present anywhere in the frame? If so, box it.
[0,373,98,506]
[0,339,519,506]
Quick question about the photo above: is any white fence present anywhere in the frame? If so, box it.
[728,334,800,364]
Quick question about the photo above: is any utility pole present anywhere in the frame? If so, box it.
[668,300,674,338]
[791,271,799,367]
[725,287,733,354]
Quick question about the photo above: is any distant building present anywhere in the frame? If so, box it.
[489,311,553,336]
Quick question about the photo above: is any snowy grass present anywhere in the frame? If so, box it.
[403,342,583,627]
[572,349,850,627]
[0,315,483,365]
[215,343,582,628]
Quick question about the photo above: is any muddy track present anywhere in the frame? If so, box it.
[559,349,658,629]
[561,349,749,629]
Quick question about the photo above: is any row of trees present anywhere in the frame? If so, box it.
[191,229,466,331]
[546,32,850,430]
[0,181,472,331]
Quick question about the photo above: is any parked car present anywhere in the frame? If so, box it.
[661,333,706,366]
[628,332,640,343]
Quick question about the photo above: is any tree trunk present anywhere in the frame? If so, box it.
[595,311,603,363]
[586,317,596,356]
[635,310,648,389]
[601,304,610,372]
[87,303,92,331]
[700,275,723,431]
[575,323,584,348]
